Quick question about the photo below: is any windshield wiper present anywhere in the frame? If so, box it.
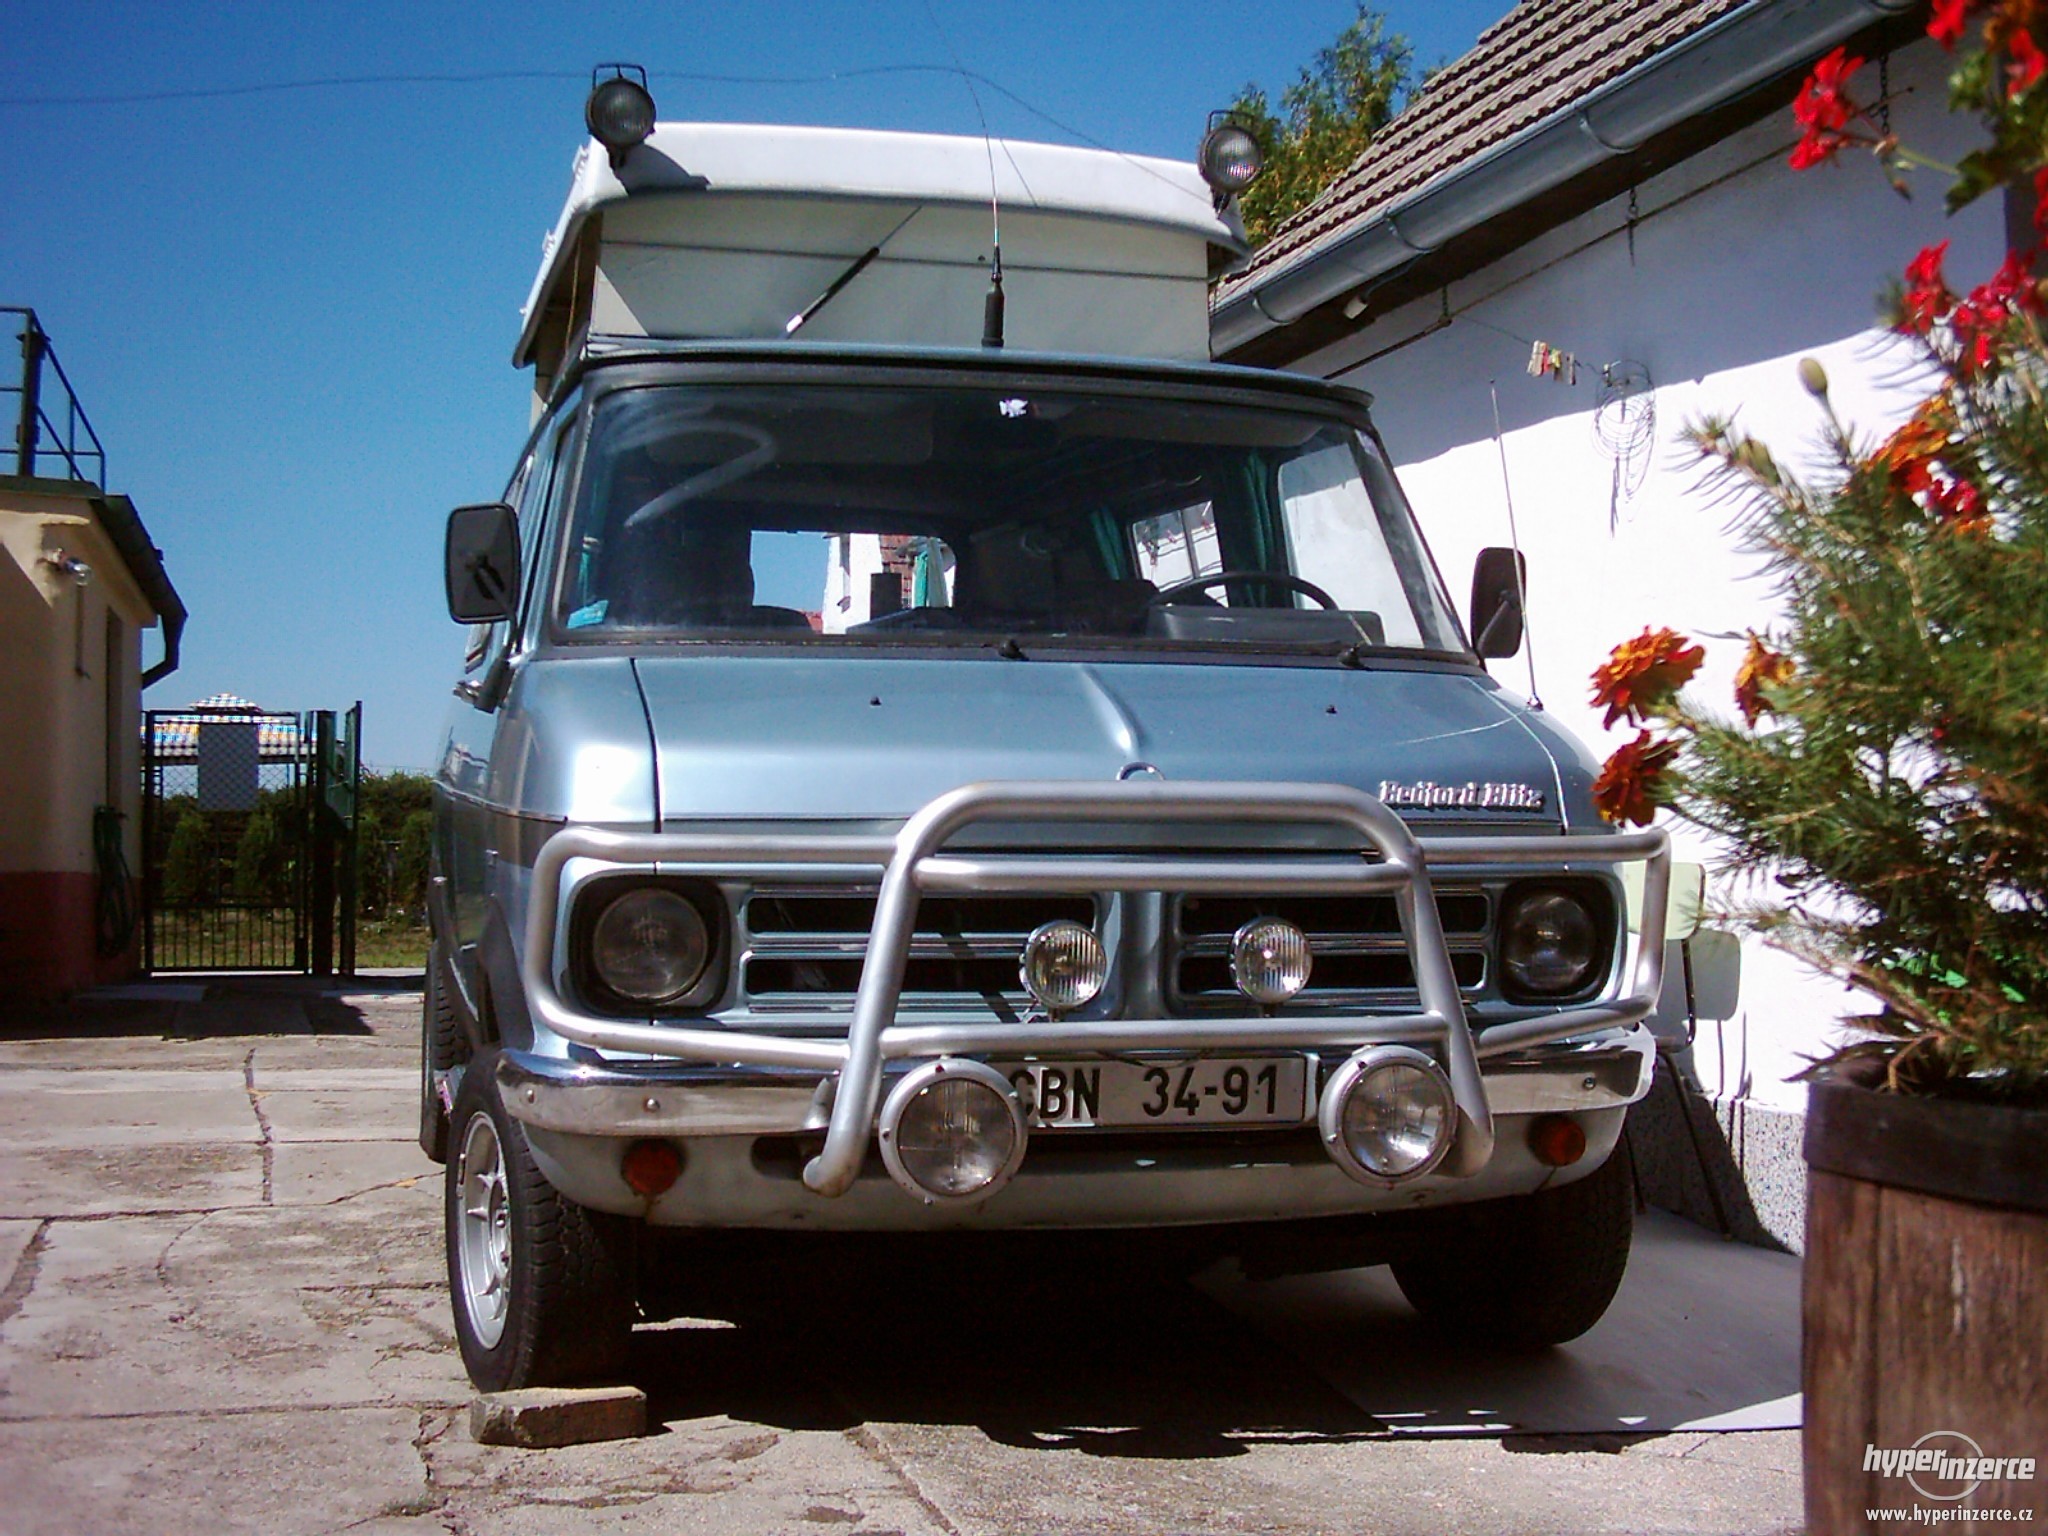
[784,206,923,338]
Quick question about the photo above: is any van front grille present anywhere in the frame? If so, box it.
[1171,888,1490,1007]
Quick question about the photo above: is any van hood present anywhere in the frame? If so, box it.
[632,655,1599,833]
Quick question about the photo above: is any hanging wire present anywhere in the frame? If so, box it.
[1593,360,1656,532]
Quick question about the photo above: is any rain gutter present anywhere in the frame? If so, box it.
[1211,0,1919,357]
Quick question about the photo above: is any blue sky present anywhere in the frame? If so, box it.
[2,1,1502,771]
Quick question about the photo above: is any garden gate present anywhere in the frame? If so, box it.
[140,699,360,973]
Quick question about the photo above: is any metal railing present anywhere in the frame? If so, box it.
[4,307,107,488]
[521,780,1672,1198]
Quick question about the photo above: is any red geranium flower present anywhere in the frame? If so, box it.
[1949,248,2042,374]
[1592,732,1681,827]
[1929,0,1978,49]
[1897,240,1956,334]
[2008,29,2046,94]
[1789,47,1865,169]
[1926,474,1989,530]
[1590,627,1706,729]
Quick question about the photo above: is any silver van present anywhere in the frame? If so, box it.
[427,83,1670,1392]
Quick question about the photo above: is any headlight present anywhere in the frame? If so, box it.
[1319,1045,1456,1184]
[589,886,711,1004]
[878,1059,1027,1204]
[1499,886,1601,997]
[1231,917,1312,1005]
[1019,920,1107,1014]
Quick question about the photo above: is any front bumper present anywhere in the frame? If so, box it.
[511,779,1670,1206]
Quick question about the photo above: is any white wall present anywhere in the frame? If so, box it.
[1281,40,2005,1107]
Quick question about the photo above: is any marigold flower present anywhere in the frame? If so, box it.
[1593,732,1681,827]
[1590,626,1706,729]
[1789,47,1864,168]
[2008,29,2047,94]
[1874,397,1954,493]
[1898,240,1956,334]
[1732,632,1796,727]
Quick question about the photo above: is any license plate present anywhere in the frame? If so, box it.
[992,1056,1309,1128]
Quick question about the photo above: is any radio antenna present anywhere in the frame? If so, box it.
[921,0,1005,347]
[1489,380,1543,710]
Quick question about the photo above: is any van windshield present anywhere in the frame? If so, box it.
[553,382,1467,658]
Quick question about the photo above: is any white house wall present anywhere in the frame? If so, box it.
[1281,39,2004,1108]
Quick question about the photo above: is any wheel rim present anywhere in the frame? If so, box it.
[456,1111,512,1349]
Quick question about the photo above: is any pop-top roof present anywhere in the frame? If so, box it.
[515,123,1249,370]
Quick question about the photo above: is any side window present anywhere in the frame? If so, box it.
[512,417,576,645]
[1277,443,1421,642]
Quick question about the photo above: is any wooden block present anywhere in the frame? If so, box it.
[469,1385,647,1448]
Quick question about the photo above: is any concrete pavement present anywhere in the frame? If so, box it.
[0,977,1805,1535]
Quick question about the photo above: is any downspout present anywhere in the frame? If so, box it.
[1212,0,1919,357]
[93,493,186,686]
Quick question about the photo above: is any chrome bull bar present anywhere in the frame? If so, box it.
[521,780,1671,1198]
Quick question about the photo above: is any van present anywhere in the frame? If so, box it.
[429,76,1671,1391]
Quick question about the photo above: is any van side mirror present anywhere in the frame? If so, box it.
[1469,547,1526,659]
[445,503,521,624]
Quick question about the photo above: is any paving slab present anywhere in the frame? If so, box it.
[270,1138,436,1206]
[0,1071,256,1150]
[257,1082,423,1143]
[0,1406,435,1536]
[0,1143,264,1218]
[1203,1209,1803,1436]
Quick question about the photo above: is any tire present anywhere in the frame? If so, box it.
[445,1048,636,1391]
[1391,1141,1634,1351]
[417,943,468,1163]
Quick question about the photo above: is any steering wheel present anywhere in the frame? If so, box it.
[1150,570,1339,609]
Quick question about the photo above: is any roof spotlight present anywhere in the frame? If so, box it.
[587,64,656,170]
[1198,111,1264,202]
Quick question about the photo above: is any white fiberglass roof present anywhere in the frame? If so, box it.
[514,122,1244,366]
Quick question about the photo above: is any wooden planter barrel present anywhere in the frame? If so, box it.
[1803,1072,2048,1533]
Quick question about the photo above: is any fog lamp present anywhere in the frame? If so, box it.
[1231,918,1311,1006]
[587,65,656,168]
[1319,1045,1456,1184]
[878,1059,1027,1204]
[1198,115,1264,196]
[1500,887,1599,997]
[1019,920,1107,1014]
[590,886,709,1004]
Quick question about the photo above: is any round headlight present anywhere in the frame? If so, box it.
[590,887,709,1004]
[1019,920,1107,1014]
[586,74,656,162]
[1500,888,1600,996]
[1231,918,1312,1006]
[1319,1046,1457,1184]
[878,1059,1027,1204]
[1198,121,1264,194]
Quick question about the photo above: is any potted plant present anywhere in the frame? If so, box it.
[1587,6,2048,1527]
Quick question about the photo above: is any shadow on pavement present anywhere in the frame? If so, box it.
[0,972,422,1039]
[627,1231,1382,1458]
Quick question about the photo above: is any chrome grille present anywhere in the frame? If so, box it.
[1171,889,1489,1005]
[741,889,1095,1009]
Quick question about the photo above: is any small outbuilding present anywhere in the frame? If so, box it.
[0,309,185,1000]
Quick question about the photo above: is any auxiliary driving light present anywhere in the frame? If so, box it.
[587,65,656,168]
[1319,1045,1457,1184]
[877,1059,1028,1204]
[1231,918,1311,1006]
[1198,114,1264,197]
[1019,920,1107,1014]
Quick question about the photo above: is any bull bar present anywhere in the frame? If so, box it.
[520,780,1671,1198]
